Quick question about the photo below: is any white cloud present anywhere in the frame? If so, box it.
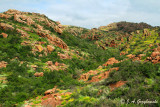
[45,0,130,28]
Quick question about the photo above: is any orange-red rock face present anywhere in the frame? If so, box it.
[0,23,14,31]
[47,45,55,53]
[103,57,119,66]
[0,33,8,38]
[109,81,127,91]
[35,45,43,52]
[34,72,44,77]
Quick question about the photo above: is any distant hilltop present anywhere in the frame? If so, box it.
[98,21,152,33]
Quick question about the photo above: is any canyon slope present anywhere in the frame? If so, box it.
[0,9,160,107]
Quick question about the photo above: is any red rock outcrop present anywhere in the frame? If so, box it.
[36,24,43,30]
[0,23,14,31]
[45,86,57,95]
[14,14,27,24]
[79,67,119,82]
[13,13,35,25]
[47,45,55,53]
[26,17,34,25]
[56,27,63,34]
[34,72,44,77]
[50,37,68,49]
[109,81,127,91]
[157,46,160,51]
[103,57,119,66]
[16,29,29,37]
[21,27,32,32]
[54,62,59,66]
[79,70,101,81]
[0,13,11,19]
[35,45,43,52]
[0,33,8,38]
[145,47,160,64]
[41,89,72,107]
[46,61,67,71]
[88,67,119,83]
[126,54,136,59]
[151,52,160,57]
[25,86,72,107]
[0,61,8,68]
[58,52,71,59]
[149,44,153,47]
[120,52,127,55]
[4,9,21,15]
[54,25,63,34]
[36,32,68,49]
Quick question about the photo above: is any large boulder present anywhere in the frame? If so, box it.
[0,23,14,31]
[0,33,8,38]
[34,72,44,77]
[103,57,119,66]
[151,52,160,57]
[26,17,34,25]
[46,61,67,71]
[50,37,68,49]
[47,45,55,53]
[54,26,63,34]
[79,70,99,81]
[58,52,71,59]
[58,24,63,28]
[14,14,27,24]
[127,54,136,59]
[149,44,153,47]
[35,45,43,52]
[16,29,29,37]
[36,24,43,30]
[54,62,59,66]
[44,86,57,95]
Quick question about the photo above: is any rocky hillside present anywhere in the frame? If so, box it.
[0,9,160,107]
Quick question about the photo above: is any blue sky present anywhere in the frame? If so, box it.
[0,0,160,28]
